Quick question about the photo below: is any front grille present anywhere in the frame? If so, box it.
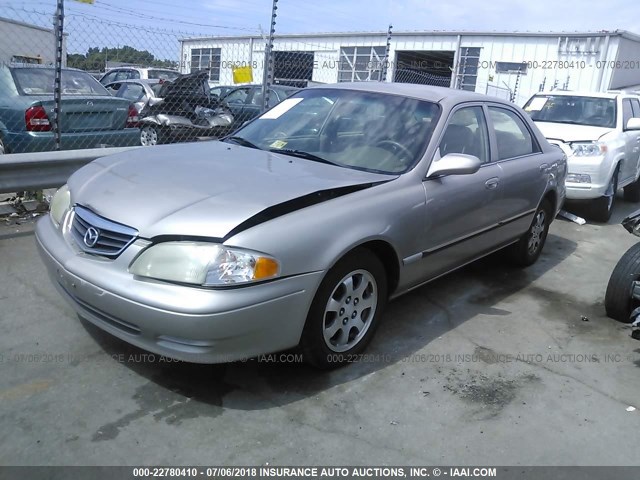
[71,205,138,258]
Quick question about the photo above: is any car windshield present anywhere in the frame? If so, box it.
[229,88,441,174]
[12,68,109,96]
[524,94,616,128]
[147,70,179,82]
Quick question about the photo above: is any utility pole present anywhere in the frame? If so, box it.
[53,0,64,151]
[260,0,278,111]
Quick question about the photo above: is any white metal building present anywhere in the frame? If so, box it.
[180,30,640,105]
[0,16,66,67]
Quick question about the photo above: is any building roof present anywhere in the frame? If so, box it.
[181,29,640,43]
[0,15,55,34]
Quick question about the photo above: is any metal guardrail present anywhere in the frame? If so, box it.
[0,147,141,194]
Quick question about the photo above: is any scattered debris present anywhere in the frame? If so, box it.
[557,210,586,225]
[631,313,640,328]
[626,406,636,412]
[422,391,430,397]
[631,330,640,341]
[581,315,589,322]
[390,421,398,425]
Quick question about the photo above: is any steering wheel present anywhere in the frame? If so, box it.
[374,140,413,160]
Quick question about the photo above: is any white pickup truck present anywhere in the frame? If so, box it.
[523,91,640,221]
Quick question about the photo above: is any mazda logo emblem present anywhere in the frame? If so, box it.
[86,101,93,106]
[84,227,100,248]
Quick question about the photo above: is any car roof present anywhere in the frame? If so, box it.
[307,81,499,104]
[534,90,619,99]
[105,79,159,85]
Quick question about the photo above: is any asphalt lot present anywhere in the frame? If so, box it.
[1,200,639,466]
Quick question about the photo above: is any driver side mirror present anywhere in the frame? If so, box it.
[626,118,640,131]
[427,153,482,178]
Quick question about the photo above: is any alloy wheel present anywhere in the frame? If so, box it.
[527,210,546,255]
[140,126,158,146]
[323,269,377,352]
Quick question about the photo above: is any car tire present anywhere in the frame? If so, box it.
[508,199,553,267]
[605,243,640,323]
[140,125,164,146]
[588,167,619,222]
[0,136,5,155]
[300,248,387,369]
[623,175,640,203]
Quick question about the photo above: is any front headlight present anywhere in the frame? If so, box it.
[566,173,592,184]
[129,242,280,286]
[571,142,607,157]
[50,184,71,227]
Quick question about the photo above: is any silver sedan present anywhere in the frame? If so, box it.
[36,82,566,368]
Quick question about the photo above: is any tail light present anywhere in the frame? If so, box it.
[25,106,51,132]
[126,104,140,128]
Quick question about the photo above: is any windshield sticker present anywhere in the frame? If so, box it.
[526,97,549,111]
[260,98,304,119]
[269,139,288,149]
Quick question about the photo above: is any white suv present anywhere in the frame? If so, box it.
[524,91,640,221]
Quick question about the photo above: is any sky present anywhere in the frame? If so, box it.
[1,0,640,58]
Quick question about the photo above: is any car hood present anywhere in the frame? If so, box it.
[534,121,614,143]
[68,141,394,239]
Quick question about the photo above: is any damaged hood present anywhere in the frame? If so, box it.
[534,121,614,143]
[68,141,393,239]
[157,71,210,99]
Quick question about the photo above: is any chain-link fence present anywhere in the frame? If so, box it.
[0,1,540,158]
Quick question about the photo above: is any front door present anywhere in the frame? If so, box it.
[420,104,503,279]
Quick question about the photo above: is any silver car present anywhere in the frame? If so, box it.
[36,83,566,368]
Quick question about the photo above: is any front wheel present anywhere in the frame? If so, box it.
[300,249,387,369]
[588,168,619,222]
[605,243,640,323]
[508,200,552,267]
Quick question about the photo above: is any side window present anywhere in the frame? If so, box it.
[120,84,145,102]
[488,106,539,160]
[101,71,117,84]
[224,88,250,104]
[104,82,121,95]
[631,98,640,118]
[622,99,634,128]
[439,106,490,164]
[130,70,141,79]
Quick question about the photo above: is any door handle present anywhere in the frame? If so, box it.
[485,178,499,190]
[539,163,550,173]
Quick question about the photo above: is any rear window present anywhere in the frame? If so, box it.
[11,68,109,96]
[147,70,179,82]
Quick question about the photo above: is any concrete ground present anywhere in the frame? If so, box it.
[1,200,639,466]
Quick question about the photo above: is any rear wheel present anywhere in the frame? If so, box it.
[508,200,552,267]
[605,243,640,323]
[623,175,640,203]
[588,168,618,222]
[140,124,164,146]
[300,249,387,369]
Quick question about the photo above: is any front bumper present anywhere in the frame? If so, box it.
[35,215,323,363]
[564,154,613,200]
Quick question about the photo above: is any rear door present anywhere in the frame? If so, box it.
[420,104,503,279]
[486,104,548,243]
[622,97,640,184]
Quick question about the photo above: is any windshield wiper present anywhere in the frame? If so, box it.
[223,136,261,150]
[269,148,340,166]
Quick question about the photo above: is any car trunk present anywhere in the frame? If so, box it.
[32,97,129,133]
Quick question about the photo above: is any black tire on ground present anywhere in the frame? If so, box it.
[507,199,553,267]
[300,248,388,369]
[588,168,619,222]
[623,176,640,203]
[605,242,640,323]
